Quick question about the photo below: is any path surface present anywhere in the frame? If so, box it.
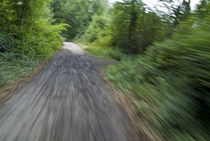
[0,42,149,141]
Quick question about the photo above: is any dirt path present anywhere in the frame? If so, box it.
[0,42,149,141]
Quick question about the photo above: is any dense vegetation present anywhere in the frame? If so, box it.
[1,0,209,140]
[52,0,108,39]
[106,15,210,140]
[0,0,65,86]
[79,0,210,140]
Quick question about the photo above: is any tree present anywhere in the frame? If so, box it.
[51,0,108,40]
[0,0,65,56]
[109,0,168,54]
[159,0,191,25]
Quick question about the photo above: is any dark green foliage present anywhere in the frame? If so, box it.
[110,1,168,54]
[0,53,39,86]
[0,33,17,52]
[105,12,210,141]
[0,0,65,86]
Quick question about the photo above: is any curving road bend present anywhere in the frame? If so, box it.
[0,42,149,141]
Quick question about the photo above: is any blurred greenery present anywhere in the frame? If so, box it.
[84,0,210,141]
[51,0,108,40]
[85,45,126,61]
[0,0,210,140]
[106,11,210,141]
[0,53,39,86]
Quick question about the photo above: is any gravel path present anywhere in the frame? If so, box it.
[0,43,149,141]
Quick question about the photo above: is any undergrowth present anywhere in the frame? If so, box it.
[0,53,40,87]
[85,45,126,61]
[85,19,210,141]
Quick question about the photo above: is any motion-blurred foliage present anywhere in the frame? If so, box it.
[0,53,39,86]
[84,0,210,140]
[81,15,111,44]
[82,0,172,54]
[105,8,210,141]
[1,0,210,140]
[86,46,126,61]
[108,1,170,54]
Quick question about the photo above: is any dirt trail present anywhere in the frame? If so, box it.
[0,42,150,141]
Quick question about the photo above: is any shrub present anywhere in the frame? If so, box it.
[105,16,210,141]
[81,15,110,45]
[86,45,126,61]
[0,53,39,86]
[0,33,17,52]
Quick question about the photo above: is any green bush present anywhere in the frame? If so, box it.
[86,45,126,61]
[17,23,65,58]
[0,33,17,52]
[0,53,39,86]
[0,0,66,87]
[105,17,210,141]
[81,14,111,46]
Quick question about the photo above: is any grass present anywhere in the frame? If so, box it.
[85,45,127,61]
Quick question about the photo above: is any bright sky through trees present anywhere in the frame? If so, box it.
[109,0,200,10]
